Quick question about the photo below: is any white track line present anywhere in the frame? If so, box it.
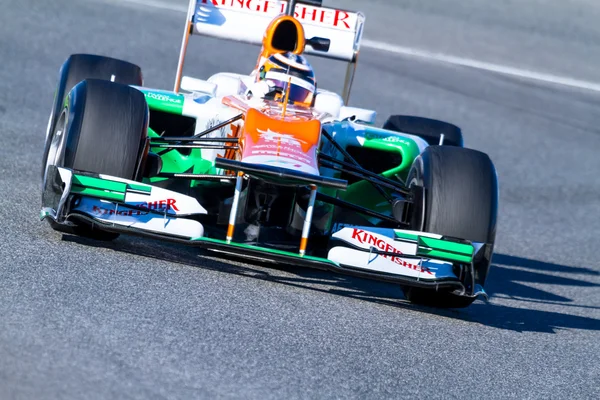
[110,0,600,93]
[361,39,600,93]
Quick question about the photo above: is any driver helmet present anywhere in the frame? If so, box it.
[256,52,317,107]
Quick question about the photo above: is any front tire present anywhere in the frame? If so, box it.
[404,146,498,308]
[383,115,464,147]
[42,54,143,180]
[43,79,149,240]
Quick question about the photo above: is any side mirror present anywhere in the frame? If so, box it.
[306,37,331,53]
[180,76,217,95]
[339,107,377,125]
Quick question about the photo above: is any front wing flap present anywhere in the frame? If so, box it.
[41,166,207,238]
[327,227,489,297]
[42,166,487,295]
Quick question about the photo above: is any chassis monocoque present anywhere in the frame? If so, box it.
[41,0,498,308]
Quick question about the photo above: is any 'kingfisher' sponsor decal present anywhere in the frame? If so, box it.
[92,206,148,217]
[90,199,179,216]
[199,0,356,30]
[137,199,180,212]
[343,228,433,275]
[75,197,205,238]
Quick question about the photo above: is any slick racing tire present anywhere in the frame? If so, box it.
[42,54,143,180]
[403,146,498,308]
[383,115,464,147]
[43,79,149,241]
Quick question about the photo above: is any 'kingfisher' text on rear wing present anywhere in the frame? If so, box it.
[174,0,366,102]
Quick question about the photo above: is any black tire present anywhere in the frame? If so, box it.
[383,115,464,147]
[403,146,498,308]
[42,54,143,180]
[43,79,149,240]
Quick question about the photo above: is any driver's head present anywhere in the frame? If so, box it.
[256,52,316,107]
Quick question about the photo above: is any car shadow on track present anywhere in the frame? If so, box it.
[61,234,600,334]
[488,254,599,302]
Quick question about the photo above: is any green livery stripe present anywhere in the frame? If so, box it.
[71,174,150,202]
[416,248,473,264]
[147,127,160,138]
[73,174,151,195]
[127,183,152,193]
[138,89,184,114]
[193,237,339,265]
[71,186,125,202]
[416,236,474,264]
[361,125,422,181]
[73,174,127,193]
[394,231,419,241]
[417,236,474,256]
[39,209,52,221]
[395,231,474,263]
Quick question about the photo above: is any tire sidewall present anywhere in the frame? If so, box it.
[405,145,498,304]
[41,54,143,181]
[383,115,464,147]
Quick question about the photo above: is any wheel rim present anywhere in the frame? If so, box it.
[43,110,67,188]
[407,162,426,232]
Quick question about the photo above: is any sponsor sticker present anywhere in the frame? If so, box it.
[136,199,180,212]
[145,92,183,104]
[89,199,180,217]
[243,127,317,172]
[364,132,410,144]
[199,0,357,30]
[74,197,205,238]
[334,228,433,275]
[141,90,185,114]
[92,205,148,217]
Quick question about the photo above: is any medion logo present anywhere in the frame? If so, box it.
[200,0,355,29]
[351,229,433,274]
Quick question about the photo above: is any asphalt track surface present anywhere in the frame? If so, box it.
[1,0,599,398]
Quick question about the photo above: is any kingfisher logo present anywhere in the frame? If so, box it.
[352,228,391,250]
[92,206,148,217]
[138,199,180,212]
[351,229,432,275]
[199,0,356,30]
[91,199,180,217]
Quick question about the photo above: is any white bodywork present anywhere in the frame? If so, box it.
[329,227,458,280]
[191,0,364,62]
[49,167,207,239]
[175,0,366,102]
[42,3,469,287]
[74,197,205,239]
[180,73,377,123]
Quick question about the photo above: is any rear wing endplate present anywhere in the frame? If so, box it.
[174,0,366,103]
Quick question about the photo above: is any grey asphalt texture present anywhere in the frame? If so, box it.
[1,0,599,399]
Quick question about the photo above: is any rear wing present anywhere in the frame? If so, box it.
[174,0,366,103]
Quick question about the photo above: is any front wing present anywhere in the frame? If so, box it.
[42,166,489,298]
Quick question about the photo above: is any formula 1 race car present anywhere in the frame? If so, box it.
[41,0,498,308]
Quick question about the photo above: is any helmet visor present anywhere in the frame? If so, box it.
[264,71,315,106]
[267,80,314,105]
